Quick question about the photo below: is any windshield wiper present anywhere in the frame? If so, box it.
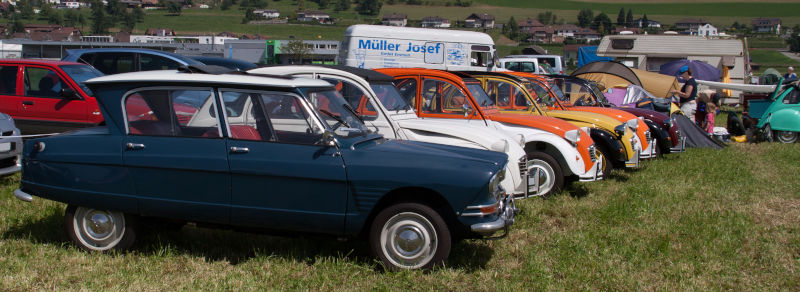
[342,103,365,124]
[319,109,350,128]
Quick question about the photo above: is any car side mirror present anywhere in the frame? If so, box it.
[462,104,473,117]
[60,88,79,99]
[321,129,339,148]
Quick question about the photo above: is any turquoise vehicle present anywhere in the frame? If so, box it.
[748,79,800,143]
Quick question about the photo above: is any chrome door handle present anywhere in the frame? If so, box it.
[230,146,249,154]
[126,143,145,150]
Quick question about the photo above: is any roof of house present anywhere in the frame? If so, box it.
[751,18,781,26]
[518,18,543,27]
[466,13,494,21]
[382,13,407,20]
[422,16,449,22]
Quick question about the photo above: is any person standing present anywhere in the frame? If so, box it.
[670,65,698,122]
[785,66,798,79]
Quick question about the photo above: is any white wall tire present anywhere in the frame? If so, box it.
[64,205,136,252]
[369,203,451,270]
[775,130,798,143]
[526,152,563,197]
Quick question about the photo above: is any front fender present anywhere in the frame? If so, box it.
[643,119,670,154]
[490,121,588,177]
[762,109,800,132]
[590,128,624,162]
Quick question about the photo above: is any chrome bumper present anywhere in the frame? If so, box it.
[13,188,32,202]
[470,195,517,238]
[670,135,687,153]
[640,138,657,159]
[625,148,640,168]
[578,158,603,182]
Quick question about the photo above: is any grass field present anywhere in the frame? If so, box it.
[2,142,799,290]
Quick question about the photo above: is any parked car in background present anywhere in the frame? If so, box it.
[376,68,603,188]
[0,112,22,176]
[498,55,564,75]
[62,48,203,75]
[14,67,516,270]
[747,79,800,143]
[0,59,105,134]
[190,56,258,71]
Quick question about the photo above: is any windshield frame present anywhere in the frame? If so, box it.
[298,86,371,138]
[370,83,413,112]
[465,82,495,109]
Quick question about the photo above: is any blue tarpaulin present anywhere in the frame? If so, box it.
[577,46,613,68]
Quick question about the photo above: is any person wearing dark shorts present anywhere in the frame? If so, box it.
[670,65,698,122]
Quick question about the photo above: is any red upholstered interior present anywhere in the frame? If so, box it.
[229,125,261,141]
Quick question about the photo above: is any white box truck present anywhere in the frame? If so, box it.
[338,24,498,71]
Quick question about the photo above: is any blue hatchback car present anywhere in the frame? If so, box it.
[14,66,516,270]
[62,48,203,75]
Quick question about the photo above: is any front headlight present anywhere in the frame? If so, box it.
[490,140,509,153]
[564,129,580,145]
[489,169,505,201]
[626,118,639,130]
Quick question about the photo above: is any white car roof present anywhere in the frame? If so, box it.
[85,69,332,88]
[250,66,368,85]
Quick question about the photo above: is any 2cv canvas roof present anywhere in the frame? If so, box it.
[572,61,679,98]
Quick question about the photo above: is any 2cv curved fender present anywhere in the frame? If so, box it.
[396,118,527,195]
[488,121,588,177]
[759,109,800,132]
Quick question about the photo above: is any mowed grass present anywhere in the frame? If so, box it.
[1,142,799,289]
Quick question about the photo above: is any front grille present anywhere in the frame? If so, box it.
[518,156,528,177]
[645,130,652,141]
[1,131,12,136]
[588,144,597,162]
[0,156,16,168]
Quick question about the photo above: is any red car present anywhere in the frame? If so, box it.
[0,59,105,134]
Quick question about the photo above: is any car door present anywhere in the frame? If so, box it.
[414,77,484,127]
[0,64,22,119]
[122,87,230,224]
[18,65,89,133]
[220,89,348,234]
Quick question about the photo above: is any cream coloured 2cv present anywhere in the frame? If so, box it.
[250,66,603,197]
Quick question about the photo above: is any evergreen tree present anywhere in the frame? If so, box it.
[133,6,145,23]
[90,0,110,34]
[39,2,54,20]
[577,9,593,28]
[19,1,35,20]
[537,11,554,25]
[356,0,381,15]
[592,12,612,33]
[122,11,137,31]
[625,9,633,27]
[318,0,329,9]
[641,14,649,28]
[221,0,232,10]
[335,0,350,11]
[11,17,25,33]
[503,16,520,41]
[617,8,624,25]
[47,10,64,25]
[298,0,305,11]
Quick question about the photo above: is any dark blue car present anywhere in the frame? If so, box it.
[14,66,516,270]
[62,48,204,75]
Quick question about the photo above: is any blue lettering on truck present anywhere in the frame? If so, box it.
[357,39,441,54]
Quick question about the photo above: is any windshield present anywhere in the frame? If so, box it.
[547,80,566,100]
[300,88,369,138]
[466,83,495,108]
[370,83,411,111]
[523,80,556,111]
[59,64,104,95]
[589,82,609,105]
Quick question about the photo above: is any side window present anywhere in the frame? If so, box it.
[394,78,418,109]
[784,88,800,104]
[260,92,322,144]
[0,65,18,95]
[321,78,378,121]
[421,79,472,115]
[125,89,220,138]
[529,82,553,106]
[521,62,535,73]
[23,67,65,98]
[93,53,135,74]
[140,54,182,71]
[505,62,519,71]
[488,80,528,110]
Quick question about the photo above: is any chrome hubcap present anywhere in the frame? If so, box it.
[381,212,437,269]
[528,159,555,196]
[777,131,798,143]
[73,207,125,251]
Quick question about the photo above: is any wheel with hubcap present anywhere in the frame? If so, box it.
[64,205,137,252]
[775,130,798,143]
[526,152,563,197]
[369,203,451,270]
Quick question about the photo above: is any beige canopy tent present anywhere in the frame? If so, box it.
[572,61,680,98]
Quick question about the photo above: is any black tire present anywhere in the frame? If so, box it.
[369,203,451,271]
[64,205,137,252]
[526,152,564,197]
[595,146,613,179]
[774,130,799,143]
